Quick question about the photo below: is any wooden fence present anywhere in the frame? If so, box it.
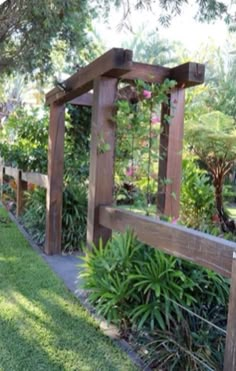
[0,163,47,216]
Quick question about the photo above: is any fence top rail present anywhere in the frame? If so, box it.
[4,166,18,178]
[21,171,48,189]
[99,205,236,278]
[45,48,205,106]
[0,164,47,188]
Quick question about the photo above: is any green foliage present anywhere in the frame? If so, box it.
[0,108,48,172]
[115,78,176,211]
[82,230,229,331]
[22,188,46,245]
[98,0,232,26]
[0,0,94,77]
[185,111,236,162]
[180,157,215,229]
[62,183,88,251]
[22,182,87,252]
[82,229,229,369]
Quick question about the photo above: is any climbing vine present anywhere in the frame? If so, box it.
[115,78,176,214]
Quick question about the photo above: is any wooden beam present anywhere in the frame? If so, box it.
[46,48,133,105]
[87,77,118,247]
[69,92,93,107]
[170,62,205,88]
[45,103,65,255]
[4,166,18,179]
[21,172,48,189]
[224,252,236,370]
[16,170,27,217]
[122,62,205,87]
[122,62,170,84]
[99,206,236,277]
[157,88,185,218]
[0,165,5,199]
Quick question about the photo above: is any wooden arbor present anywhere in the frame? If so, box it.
[45,48,205,255]
[45,48,236,370]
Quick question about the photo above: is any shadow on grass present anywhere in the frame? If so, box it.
[0,219,135,371]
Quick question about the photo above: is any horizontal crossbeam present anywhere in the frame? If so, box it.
[46,48,133,105]
[99,206,236,277]
[46,48,205,106]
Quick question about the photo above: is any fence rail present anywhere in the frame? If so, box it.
[0,163,47,216]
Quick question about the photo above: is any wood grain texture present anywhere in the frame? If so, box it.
[21,172,48,189]
[87,77,118,247]
[46,48,132,105]
[170,62,205,88]
[99,206,236,277]
[16,170,27,217]
[224,253,236,370]
[122,62,170,84]
[45,103,65,255]
[157,88,185,218]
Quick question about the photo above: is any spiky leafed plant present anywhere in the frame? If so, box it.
[185,111,236,232]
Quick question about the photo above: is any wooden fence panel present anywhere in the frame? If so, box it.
[99,206,236,277]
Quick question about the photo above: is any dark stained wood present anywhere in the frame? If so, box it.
[170,62,205,88]
[99,206,236,277]
[45,103,65,255]
[21,172,48,189]
[69,93,93,107]
[224,252,236,370]
[87,77,118,247]
[122,62,170,84]
[16,170,27,217]
[0,165,5,199]
[157,88,185,218]
[46,48,133,105]
[4,166,18,179]
[122,62,205,87]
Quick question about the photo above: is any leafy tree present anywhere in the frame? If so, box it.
[100,0,233,27]
[0,0,93,77]
[122,28,180,66]
[185,111,236,232]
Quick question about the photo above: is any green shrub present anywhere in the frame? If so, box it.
[82,229,229,369]
[180,158,215,230]
[22,183,87,252]
[82,230,229,331]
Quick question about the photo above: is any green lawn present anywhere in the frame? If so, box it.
[0,206,136,371]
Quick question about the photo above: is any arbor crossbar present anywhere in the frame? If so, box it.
[46,48,205,105]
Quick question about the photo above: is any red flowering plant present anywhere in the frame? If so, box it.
[115,78,176,213]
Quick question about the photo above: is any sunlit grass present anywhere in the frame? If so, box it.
[0,206,136,371]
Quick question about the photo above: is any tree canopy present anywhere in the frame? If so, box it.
[0,0,93,77]
[1,0,235,78]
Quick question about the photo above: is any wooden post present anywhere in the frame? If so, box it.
[0,165,4,200]
[45,103,65,255]
[157,88,185,218]
[224,252,236,370]
[87,77,118,247]
[16,170,27,217]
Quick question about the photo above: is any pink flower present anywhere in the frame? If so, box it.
[171,217,179,224]
[143,90,152,99]
[151,115,160,125]
[126,165,137,177]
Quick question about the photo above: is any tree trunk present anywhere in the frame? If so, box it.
[213,173,236,233]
